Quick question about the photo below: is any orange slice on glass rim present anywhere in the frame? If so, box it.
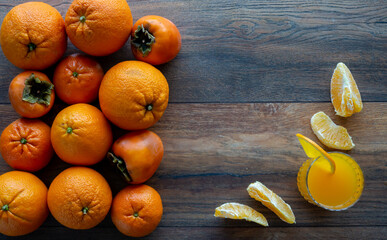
[296,133,336,173]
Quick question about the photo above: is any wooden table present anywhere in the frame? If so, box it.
[1,0,386,239]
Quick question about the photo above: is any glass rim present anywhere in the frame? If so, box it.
[305,152,364,211]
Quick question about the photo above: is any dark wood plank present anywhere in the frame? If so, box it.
[0,0,386,103]
[3,226,386,240]
[0,103,386,239]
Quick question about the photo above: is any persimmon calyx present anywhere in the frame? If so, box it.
[22,73,54,106]
[107,152,133,183]
[131,24,155,57]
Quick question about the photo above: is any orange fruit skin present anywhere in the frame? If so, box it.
[111,130,164,184]
[99,61,169,130]
[53,53,104,104]
[51,103,113,165]
[0,118,53,172]
[131,15,182,65]
[0,171,49,236]
[65,0,133,56]
[0,2,67,70]
[47,167,112,229]
[9,71,55,118]
[111,185,163,237]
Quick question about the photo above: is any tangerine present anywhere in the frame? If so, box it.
[0,118,53,172]
[111,185,163,237]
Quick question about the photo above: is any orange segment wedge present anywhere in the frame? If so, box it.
[331,62,363,117]
[311,111,355,150]
[247,181,296,224]
[214,203,268,226]
[296,133,336,173]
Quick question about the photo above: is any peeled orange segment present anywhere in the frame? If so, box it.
[296,133,336,173]
[331,62,363,117]
[247,181,296,224]
[214,203,268,226]
[311,111,355,150]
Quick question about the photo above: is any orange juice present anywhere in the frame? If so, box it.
[297,152,364,211]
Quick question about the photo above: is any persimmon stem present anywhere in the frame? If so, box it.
[131,24,155,57]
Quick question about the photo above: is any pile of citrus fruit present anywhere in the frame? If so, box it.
[0,0,181,237]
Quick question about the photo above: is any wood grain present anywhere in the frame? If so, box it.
[0,0,386,103]
[4,226,387,240]
[0,103,386,239]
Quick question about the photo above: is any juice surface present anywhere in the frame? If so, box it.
[307,153,359,207]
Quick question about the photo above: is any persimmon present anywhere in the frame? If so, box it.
[0,118,53,172]
[108,130,164,184]
[131,15,181,65]
[9,71,55,118]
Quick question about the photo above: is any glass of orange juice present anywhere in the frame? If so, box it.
[296,134,364,211]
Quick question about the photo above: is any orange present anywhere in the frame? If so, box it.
[0,171,48,236]
[65,0,133,56]
[0,118,53,172]
[331,62,363,117]
[53,53,104,104]
[214,203,268,226]
[99,61,169,130]
[51,103,112,165]
[311,111,355,150]
[9,71,55,118]
[247,181,296,224]
[111,185,163,237]
[0,2,67,70]
[47,167,112,229]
